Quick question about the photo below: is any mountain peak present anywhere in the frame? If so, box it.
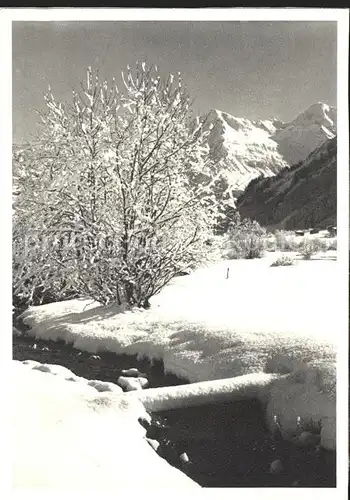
[289,102,336,131]
[197,102,337,197]
[271,102,336,165]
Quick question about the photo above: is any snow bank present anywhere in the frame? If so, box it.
[12,360,199,490]
[265,361,336,450]
[19,256,338,449]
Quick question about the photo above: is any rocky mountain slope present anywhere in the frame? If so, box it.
[199,102,336,199]
[236,136,337,230]
[199,109,289,193]
[272,102,336,166]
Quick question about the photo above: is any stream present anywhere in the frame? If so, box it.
[13,325,336,488]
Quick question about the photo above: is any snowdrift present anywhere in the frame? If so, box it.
[12,360,199,490]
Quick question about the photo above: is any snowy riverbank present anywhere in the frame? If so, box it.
[18,253,337,450]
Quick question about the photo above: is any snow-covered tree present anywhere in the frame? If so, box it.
[13,64,219,308]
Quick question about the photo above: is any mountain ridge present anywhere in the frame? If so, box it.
[199,102,337,198]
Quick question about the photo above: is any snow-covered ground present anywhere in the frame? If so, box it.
[21,251,338,354]
[19,252,338,451]
[12,360,199,490]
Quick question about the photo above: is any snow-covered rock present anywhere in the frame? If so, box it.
[179,452,190,464]
[88,354,101,361]
[117,376,149,391]
[146,438,160,451]
[121,368,147,378]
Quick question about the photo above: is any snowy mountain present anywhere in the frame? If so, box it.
[199,109,289,193]
[272,102,336,166]
[236,136,337,230]
[199,102,337,196]
[13,103,337,215]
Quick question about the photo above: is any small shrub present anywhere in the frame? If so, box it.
[227,214,266,259]
[299,240,315,260]
[327,238,337,251]
[266,243,277,252]
[270,255,295,267]
[310,237,328,252]
[298,238,327,260]
[274,230,299,252]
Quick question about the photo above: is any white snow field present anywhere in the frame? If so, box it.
[12,360,199,490]
[20,252,338,450]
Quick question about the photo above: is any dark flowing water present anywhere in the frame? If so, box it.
[148,402,336,487]
[13,330,187,388]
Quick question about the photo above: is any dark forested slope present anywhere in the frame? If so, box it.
[236,137,336,230]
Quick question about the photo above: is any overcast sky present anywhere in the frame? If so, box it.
[13,21,337,144]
